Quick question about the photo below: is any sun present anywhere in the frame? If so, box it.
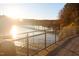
[5,6,22,19]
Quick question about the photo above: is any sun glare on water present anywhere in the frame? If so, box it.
[10,25,17,39]
[10,25,24,47]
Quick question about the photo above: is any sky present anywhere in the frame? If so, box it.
[0,3,65,20]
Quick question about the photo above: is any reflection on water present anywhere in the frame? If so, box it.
[10,25,35,47]
[10,25,35,39]
[10,25,17,39]
[10,25,21,47]
[10,25,54,47]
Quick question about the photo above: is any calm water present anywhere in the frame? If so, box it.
[10,25,35,39]
[9,25,58,51]
[10,25,48,39]
[4,25,58,55]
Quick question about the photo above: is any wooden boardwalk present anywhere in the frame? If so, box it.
[47,35,79,56]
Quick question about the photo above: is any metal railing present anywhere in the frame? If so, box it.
[12,25,79,56]
[0,25,78,56]
[12,28,58,56]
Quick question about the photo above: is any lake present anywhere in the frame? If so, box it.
[1,25,58,55]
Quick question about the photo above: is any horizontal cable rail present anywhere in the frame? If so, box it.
[1,27,78,56]
[13,31,53,41]
[12,26,79,56]
[11,28,58,56]
[33,34,78,55]
[0,26,58,56]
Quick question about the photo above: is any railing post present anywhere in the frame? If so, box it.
[45,30,46,48]
[55,27,56,43]
[27,33,29,56]
[33,32,34,45]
